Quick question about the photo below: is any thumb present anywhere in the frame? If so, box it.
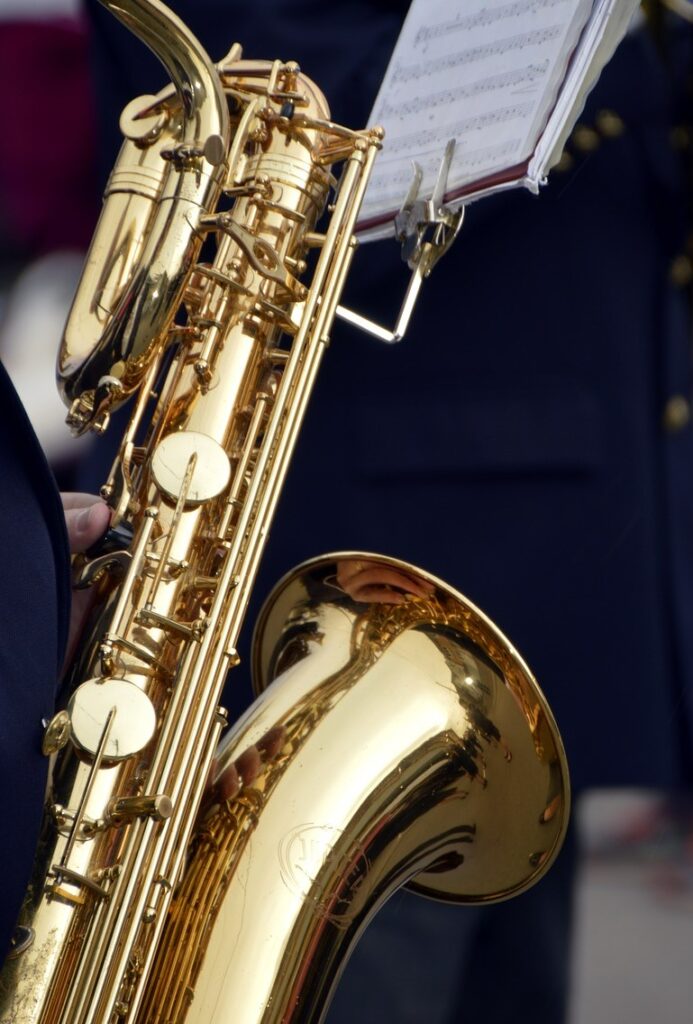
[64,500,111,554]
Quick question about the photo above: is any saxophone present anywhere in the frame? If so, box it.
[0,1,570,1021]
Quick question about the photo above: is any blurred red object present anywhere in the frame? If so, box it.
[0,18,99,256]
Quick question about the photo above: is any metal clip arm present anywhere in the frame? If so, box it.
[337,139,463,344]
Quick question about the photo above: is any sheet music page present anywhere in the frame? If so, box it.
[357,0,595,237]
[529,0,639,177]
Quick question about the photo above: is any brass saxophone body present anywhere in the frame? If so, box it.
[0,1,569,1021]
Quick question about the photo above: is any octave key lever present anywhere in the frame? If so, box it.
[108,795,173,825]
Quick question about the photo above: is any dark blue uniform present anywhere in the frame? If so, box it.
[83,2,693,1020]
[0,363,70,959]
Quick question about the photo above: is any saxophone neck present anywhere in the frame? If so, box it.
[99,0,229,147]
[59,0,230,434]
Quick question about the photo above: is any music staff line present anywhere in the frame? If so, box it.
[381,102,533,157]
[392,25,563,85]
[377,61,550,121]
[363,138,524,199]
[413,0,573,48]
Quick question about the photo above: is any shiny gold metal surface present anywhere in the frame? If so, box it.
[141,554,567,1024]
[68,677,158,760]
[41,711,71,756]
[253,555,567,905]
[150,431,232,504]
[57,0,230,434]
[0,1,569,1021]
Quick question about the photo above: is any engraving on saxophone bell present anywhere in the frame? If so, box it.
[278,824,370,928]
[68,678,157,761]
[151,431,232,504]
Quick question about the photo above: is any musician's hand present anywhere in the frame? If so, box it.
[62,492,111,553]
[204,726,286,810]
[336,559,435,604]
[62,492,111,668]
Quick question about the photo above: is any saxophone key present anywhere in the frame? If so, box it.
[6,927,34,961]
[68,677,158,762]
[108,794,174,825]
[48,865,109,902]
[42,710,71,755]
[151,430,232,505]
[136,607,207,642]
[100,633,163,671]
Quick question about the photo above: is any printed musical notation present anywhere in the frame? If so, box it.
[393,26,562,84]
[379,62,549,121]
[358,0,599,235]
[413,0,571,48]
[365,138,523,200]
[384,102,533,157]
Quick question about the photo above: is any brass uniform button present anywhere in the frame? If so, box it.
[553,149,574,173]
[572,124,601,153]
[662,395,691,433]
[670,124,690,151]
[669,253,693,287]
[595,109,625,138]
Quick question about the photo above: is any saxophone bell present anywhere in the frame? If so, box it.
[140,553,568,1023]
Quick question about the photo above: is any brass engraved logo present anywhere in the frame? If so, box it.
[278,824,370,928]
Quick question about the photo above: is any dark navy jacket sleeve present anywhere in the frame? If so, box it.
[0,361,71,958]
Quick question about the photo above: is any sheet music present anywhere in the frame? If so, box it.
[356,0,637,239]
[529,0,641,175]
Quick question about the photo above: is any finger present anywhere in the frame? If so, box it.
[256,725,285,759]
[335,559,368,586]
[349,585,406,605]
[213,749,258,803]
[235,746,262,786]
[61,492,106,512]
[217,763,242,802]
[64,500,112,554]
[365,568,434,597]
[346,567,431,598]
[337,562,435,599]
